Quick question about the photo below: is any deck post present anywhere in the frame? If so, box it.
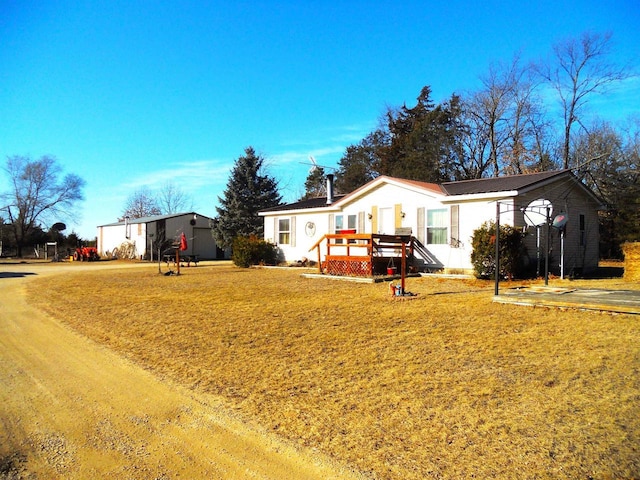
[316,245,321,273]
[401,241,406,293]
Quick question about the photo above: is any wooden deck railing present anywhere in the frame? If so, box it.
[309,233,413,278]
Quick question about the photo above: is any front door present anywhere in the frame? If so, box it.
[378,207,394,234]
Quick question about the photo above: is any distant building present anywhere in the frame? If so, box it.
[97,212,228,260]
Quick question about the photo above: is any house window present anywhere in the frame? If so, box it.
[278,218,290,245]
[427,208,447,244]
[335,214,357,243]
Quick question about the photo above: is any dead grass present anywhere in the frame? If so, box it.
[623,243,640,282]
[28,263,640,479]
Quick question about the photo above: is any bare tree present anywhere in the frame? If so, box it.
[1,155,85,256]
[157,181,193,214]
[121,186,161,220]
[461,55,547,176]
[536,31,632,169]
[503,65,544,173]
[458,99,491,179]
[474,58,518,176]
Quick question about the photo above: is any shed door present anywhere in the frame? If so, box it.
[192,228,217,259]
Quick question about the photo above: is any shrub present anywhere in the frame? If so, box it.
[471,221,527,279]
[232,235,278,268]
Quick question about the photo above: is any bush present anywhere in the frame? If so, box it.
[232,235,278,268]
[471,221,527,280]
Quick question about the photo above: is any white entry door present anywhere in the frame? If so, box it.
[378,207,394,234]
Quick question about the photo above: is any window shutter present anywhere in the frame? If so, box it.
[394,204,402,229]
[274,217,278,243]
[358,211,365,233]
[417,207,425,244]
[290,216,296,247]
[371,206,378,233]
[328,214,335,234]
[450,205,459,247]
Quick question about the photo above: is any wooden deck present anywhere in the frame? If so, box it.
[309,233,415,278]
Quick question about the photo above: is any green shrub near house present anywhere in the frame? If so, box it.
[232,235,278,268]
[471,221,528,279]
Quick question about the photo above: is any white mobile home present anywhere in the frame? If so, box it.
[260,171,603,276]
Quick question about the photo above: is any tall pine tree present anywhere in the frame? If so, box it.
[213,147,281,248]
[301,165,326,199]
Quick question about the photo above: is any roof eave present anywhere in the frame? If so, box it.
[259,205,342,216]
[440,191,519,203]
[331,176,444,208]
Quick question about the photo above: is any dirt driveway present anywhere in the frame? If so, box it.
[0,262,360,479]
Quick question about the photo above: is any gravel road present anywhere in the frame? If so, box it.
[0,261,359,479]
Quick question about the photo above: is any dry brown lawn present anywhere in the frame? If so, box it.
[28,262,640,479]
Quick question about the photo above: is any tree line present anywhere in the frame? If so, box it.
[302,31,638,256]
[328,31,634,191]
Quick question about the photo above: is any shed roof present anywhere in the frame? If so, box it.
[98,212,213,228]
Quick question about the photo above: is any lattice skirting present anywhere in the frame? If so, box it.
[326,258,372,277]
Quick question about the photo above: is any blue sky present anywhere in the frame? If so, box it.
[1,0,638,238]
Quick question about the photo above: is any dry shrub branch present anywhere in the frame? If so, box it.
[623,242,640,282]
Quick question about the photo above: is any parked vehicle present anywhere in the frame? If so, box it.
[73,246,100,261]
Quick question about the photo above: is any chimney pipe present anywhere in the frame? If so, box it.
[326,174,335,204]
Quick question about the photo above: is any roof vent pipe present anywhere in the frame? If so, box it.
[326,174,335,204]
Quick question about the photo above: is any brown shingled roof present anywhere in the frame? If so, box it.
[441,170,569,196]
[392,177,444,194]
[259,194,346,212]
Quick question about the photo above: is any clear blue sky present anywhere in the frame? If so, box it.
[1,0,638,239]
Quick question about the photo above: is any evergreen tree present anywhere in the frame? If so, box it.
[301,166,326,199]
[335,130,384,193]
[213,147,281,249]
[378,87,464,183]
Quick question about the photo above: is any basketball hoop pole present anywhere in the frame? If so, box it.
[544,206,550,286]
[495,200,554,295]
[494,201,500,296]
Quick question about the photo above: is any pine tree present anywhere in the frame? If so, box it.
[213,147,281,248]
[301,166,326,199]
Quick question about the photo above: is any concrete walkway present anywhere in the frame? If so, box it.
[494,286,640,314]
